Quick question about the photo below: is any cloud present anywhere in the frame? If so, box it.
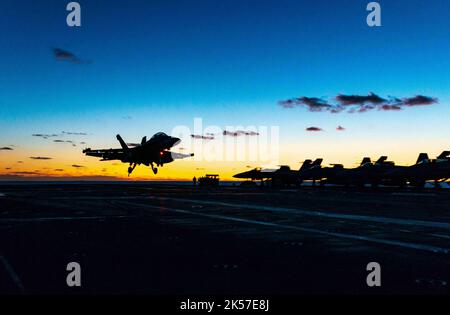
[12,171,41,175]
[62,131,88,136]
[54,169,64,172]
[402,95,438,106]
[53,139,77,147]
[32,133,59,139]
[52,48,90,64]
[336,126,346,131]
[335,92,386,106]
[122,116,133,120]
[279,97,332,112]
[0,147,13,150]
[223,130,260,137]
[29,157,52,160]
[191,134,215,140]
[306,127,324,132]
[379,104,402,111]
[72,164,85,168]
[279,93,438,114]
[5,167,11,170]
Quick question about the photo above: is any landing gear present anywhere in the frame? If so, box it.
[128,163,137,176]
[150,162,158,175]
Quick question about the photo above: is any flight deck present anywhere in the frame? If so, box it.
[0,183,449,294]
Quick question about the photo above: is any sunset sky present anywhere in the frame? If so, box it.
[1,0,449,181]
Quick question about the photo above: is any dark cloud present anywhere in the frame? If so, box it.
[279,97,332,112]
[17,161,23,164]
[72,164,85,168]
[54,169,64,172]
[336,93,386,106]
[12,171,41,175]
[32,133,59,139]
[29,157,52,160]
[191,134,215,140]
[379,104,402,111]
[279,93,438,114]
[0,147,13,150]
[336,126,346,131]
[52,48,90,64]
[402,95,438,106]
[62,131,88,136]
[306,127,324,132]
[5,167,11,170]
[223,130,260,137]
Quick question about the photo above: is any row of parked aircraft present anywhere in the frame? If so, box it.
[233,152,450,188]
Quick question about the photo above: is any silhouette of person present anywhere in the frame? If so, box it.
[193,176,197,186]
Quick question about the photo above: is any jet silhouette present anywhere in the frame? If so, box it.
[83,133,193,176]
[383,152,450,188]
[233,160,316,186]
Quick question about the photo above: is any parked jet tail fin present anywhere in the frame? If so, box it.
[116,134,129,151]
[299,159,312,171]
[416,153,429,164]
[360,157,371,166]
[312,159,323,166]
[141,136,147,145]
[437,151,450,159]
[376,156,388,164]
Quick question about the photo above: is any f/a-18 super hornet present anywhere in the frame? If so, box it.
[83,133,194,176]
[298,158,344,186]
[233,160,315,186]
[383,151,450,187]
[325,157,386,187]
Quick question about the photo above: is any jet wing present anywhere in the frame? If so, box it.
[83,148,125,161]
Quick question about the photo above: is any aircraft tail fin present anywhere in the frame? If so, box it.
[299,159,312,171]
[360,157,371,166]
[376,156,388,164]
[312,158,323,166]
[416,153,429,164]
[116,134,129,151]
[437,151,450,159]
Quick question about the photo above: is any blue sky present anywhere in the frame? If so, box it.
[0,0,449,179]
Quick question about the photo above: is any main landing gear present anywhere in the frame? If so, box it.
[128,163,137,176]
[150,162,158,174]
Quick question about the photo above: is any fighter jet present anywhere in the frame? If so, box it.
[383,152,450,187]
[233,160,314,186]
[83,133,193,176]
[325,157,378,187]
[298,158,344,186]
